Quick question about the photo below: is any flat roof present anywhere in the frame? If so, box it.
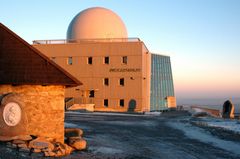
[33,38,141,45]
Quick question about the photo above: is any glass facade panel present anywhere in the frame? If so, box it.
[150,54,175,111]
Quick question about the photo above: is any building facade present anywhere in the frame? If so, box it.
[32,7,176,112]
[33,39,175,112]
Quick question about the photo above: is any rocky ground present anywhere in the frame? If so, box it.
[1,111,240,159]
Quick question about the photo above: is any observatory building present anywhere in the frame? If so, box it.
[33,7,176,112]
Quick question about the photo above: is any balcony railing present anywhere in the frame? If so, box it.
[65,97,94,110]
[33,38,141,45]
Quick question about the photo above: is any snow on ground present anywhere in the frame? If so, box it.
[206,120,240,133]
[189,107,214,117]
[65,122,92,131]
[65,111,144,117]
[101,120,158,127]
[190,108,206,113]
[64,122,79,128]
[144,112,162,116]
[66,111,163,117]
[197,118,240,134]
[188,107,240,134]
[94,147,123,154]
[168,121,240,155]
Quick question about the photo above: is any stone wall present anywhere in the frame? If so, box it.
[0,85,65,142]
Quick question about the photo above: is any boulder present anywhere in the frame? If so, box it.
[69,139,87,150]
[33,148,42,153]
[53,142,66,156]
[0,136,13,142]
[65,128,83,138]
[222,100,235,119]
[29,137,54,151]
[12,135,32,141]
[0,135,32,142]
[17,143,28,148]
[63,143,74,155]
[44,151,56,157]
[12,139,26,144]
[53,142,74,156]
[54,150,64,157]
[68,136,82,144]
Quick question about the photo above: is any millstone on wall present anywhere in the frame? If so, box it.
[0,85,65,142]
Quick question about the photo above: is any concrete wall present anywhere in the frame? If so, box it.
[0,85,65,142]
[34,41,151,112]
[166,96,177,109]
[141,44,151,112]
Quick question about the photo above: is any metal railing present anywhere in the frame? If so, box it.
[33,38,141,45]
[74,97,94,104]
[65,98,74,109]
[65,97,94,110]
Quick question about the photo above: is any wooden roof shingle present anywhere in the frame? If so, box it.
[0,23,82,86]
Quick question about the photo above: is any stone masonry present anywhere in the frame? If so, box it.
[0,85,65,142]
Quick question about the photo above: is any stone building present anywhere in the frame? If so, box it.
[0,23,81,143]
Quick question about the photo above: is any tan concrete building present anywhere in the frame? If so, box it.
[33,7,176,112]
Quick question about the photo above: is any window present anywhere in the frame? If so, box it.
[120,99,124,107]
[104,56,109,64]
[104,78,109,86]
[67,57,73,65]
[119,78,124,86]
[122,56,127,64]
[89,90,94,97]
[104,99,108,107]
[88,57,92,64]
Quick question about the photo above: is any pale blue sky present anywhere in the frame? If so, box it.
[1,0,240,103]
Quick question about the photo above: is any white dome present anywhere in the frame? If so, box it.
[67,7,128,40]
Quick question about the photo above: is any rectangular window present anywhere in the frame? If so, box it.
[122,56,127,64]
[104,99,108,107]
[104,56,109,64]
[104,78,109,86]
[68,57,73,65]
[89,90,94,97]
[120,99,124,107]
[119,78,124,86]
[88,57,92,64]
